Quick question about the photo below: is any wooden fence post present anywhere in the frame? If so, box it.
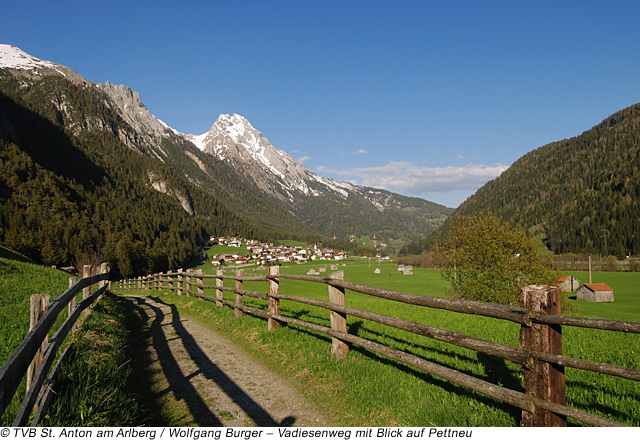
[67,277,76,318]
[268,266,280,331]
[185,269,192,297]
[520,285,566,427]
[68,277,77,333]
[100,263,109,288]
[82,265,91,298]
[82,265,91,320]
[215,269,223,307]
[197,268,204,300]
[26,294,50,392]
[235,269,244,318]
[176,269,183,295]
[328,271,348,359]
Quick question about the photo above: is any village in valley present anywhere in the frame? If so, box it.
[207,236,350,267]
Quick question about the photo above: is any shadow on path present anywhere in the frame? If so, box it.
[127,295,296,427]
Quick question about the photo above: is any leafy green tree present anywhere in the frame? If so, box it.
[434,212,555,306]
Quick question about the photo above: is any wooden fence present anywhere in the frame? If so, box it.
[116,267,640,427]
[0,264,110,426]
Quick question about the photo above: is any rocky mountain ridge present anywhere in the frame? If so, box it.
[0,43,452,244]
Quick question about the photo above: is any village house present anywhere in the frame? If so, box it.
[213,238,347,267]
[234,255,250,264]
[576,283,615,302]
[211,253,243,266]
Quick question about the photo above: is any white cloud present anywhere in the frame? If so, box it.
[355,148,368,155]
[297,155,311,164]
[318,161,509,194]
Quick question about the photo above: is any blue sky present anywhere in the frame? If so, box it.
[3,1,640,207]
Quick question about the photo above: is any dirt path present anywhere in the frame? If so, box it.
[123,295,332,427]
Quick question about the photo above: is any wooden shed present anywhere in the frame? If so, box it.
[555,276,580,292]
[576,283,615,302]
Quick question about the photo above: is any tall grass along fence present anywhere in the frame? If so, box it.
[0,263,110,426]
[115,267,640,427]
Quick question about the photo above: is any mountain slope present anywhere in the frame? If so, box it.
[405,104,640,258]
[0,43,452,257]
[188,113,453,243]
[0,64,255,277]
[96,89,319,240]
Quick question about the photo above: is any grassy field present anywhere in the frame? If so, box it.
[0,249,71,425]
[41,292,160,426]
[564,271,640,322]
[3,247,638,427]
[0,250,161,427]
[132,257,640,427]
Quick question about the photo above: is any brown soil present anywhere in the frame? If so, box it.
[123,295,332,427]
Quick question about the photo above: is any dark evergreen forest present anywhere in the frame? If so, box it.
[403,104,640,258]
[0,75,256,277]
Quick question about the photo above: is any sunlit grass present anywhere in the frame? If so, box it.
[127,258,640,426]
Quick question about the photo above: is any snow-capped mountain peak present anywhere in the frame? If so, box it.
[189,113,311,196]
[186,113,360,201]
[0,44,56,70]
[0,43,84,83]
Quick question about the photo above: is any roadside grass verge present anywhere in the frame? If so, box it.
[123,259,640,426]
[0,250,168,426]
[41,292,165,426]
[0,255,70,426]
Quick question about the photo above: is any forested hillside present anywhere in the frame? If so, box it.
[150,135,321,243]
[293,190,450,244]
[403,104,640,258]
[0,74,255,277]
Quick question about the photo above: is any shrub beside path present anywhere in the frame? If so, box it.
[124,295,332,427]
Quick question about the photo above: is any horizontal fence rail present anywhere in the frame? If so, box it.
[115,267,639,427]
[0,264,110,426]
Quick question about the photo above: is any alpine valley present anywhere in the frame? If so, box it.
[0,44,452,276]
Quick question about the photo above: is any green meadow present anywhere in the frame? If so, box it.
[2,245,639,427]
[0,250,156,426]
[0,249,71,425]
[152,256,640,426]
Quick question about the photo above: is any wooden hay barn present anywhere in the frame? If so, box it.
[555,275,580,292]
[576,283,615,302]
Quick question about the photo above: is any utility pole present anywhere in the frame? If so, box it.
[601,228,610,258]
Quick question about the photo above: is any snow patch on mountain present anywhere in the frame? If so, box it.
[0,44,58,70]
[185,113,376,202]
[0,44,84,83]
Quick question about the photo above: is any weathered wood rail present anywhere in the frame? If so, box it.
[0,264,110,426]
[115,267,640,427]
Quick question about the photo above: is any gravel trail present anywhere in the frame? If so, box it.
[124,295,331,427]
